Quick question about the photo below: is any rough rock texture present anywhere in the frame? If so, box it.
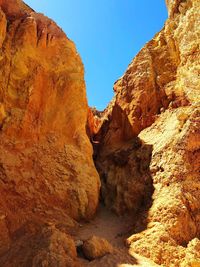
[0,0,100,265]
[87,108,103,139]
[0,0,199,266]
[94,0,200,266]
[126,106,200,266]
[1,224,79,267]
[95,137,154,215]
[82,236,113,260]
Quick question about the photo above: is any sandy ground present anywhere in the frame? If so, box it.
[75,205,159,267]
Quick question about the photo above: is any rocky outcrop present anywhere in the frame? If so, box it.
[0,0,100,265]
[0,0,199,266]
[82,236,113,260]
[95,137,154,215]
[126,106,200,266]
[1,224,79,267]
[94,0,200,265]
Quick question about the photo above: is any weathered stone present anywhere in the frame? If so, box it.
[0,224,79,267]
[0,0,100,224]
[0,0,199,266]
[0,0,100,265]
[93,0,200,265]
[82,236,113,260]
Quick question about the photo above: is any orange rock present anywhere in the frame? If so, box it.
[82,236,113,260]
[0,0,199,266]
[0,0,100,264]
[1,224,79,267]
[95,0,200,265]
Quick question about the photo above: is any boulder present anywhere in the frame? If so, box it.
[82,236,113,260]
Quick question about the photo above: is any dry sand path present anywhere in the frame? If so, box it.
[75,205,159,267]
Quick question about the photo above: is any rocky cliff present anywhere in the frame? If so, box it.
[93,0,200,266]
[0,0,100,265]
[0,0,199,266]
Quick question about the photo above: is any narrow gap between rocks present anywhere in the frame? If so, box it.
[75,119,155,265]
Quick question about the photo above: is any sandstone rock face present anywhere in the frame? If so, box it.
[0,0,100,265]
[0,0,199,266]
[1,224,79,267]
[95,137,154,215]
[94,0,200,265]
[82,236,113,260]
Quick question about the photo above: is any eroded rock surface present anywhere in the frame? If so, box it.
[0,0,199,266]
[95,137,154,215]
[1,224,79,267]
[82,236,113,260]
[0,0,100,265]
[94,0,200,266]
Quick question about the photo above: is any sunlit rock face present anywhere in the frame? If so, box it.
[0,0,100,264]
[94,0,200,265]
[0,0,199,266]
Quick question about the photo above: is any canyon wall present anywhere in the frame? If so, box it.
[94,0,200,265]
[0,0,100,265]
[0,0,199,266]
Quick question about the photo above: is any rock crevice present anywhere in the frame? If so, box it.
[0,0,199,266]
[90,0,200,265]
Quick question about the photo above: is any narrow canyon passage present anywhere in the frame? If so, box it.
[74,204,159,267]
[77,204,135,249]
[80,112,157,266]
[0,0,199,266]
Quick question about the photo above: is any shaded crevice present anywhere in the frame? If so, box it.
[81,107,156,266]
[87,105,155,233]
[94,137,154,218]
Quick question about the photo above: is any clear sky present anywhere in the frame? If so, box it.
[24,0,168,110]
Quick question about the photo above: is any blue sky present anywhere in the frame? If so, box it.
[24,0,168,110]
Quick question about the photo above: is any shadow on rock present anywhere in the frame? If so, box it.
[92,104,154,234]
